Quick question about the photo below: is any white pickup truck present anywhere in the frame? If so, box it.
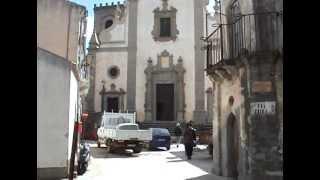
[97,112,152,153]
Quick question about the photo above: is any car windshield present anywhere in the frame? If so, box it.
[118,124,138,130]
[152,128,169,136]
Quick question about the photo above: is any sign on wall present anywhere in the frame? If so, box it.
[252,81,272,93]
[250,101,276,115]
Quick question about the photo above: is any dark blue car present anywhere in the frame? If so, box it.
[149,128,171,150]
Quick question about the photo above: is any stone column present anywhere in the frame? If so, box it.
[176,57,185,122]
[206,87,213,124]
[193,0,207,124]
[126,0,138,112]
[144,58,153,122]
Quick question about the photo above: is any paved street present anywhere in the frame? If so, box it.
[76,141,214,180]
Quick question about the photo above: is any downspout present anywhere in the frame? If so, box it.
[66,5,71,62]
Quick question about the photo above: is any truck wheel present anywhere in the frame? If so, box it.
[133,146,142,153]
[106,146,111,153]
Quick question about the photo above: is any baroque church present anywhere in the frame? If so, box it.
[86,0,215,129]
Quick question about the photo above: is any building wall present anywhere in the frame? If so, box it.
[68,70,79,163]
[37,1,86,178]
[209,1,283,179]
[37,0,86,62]
[136,0,196,122]
[211,71,243,176]
[94,51,128,112]
[37,48,71,178]
[91,0,210,123]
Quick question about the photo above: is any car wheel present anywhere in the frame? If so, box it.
[166,145,171,151]
[133,146,142,153]
[106,145,111,153]
[97,142,101,148]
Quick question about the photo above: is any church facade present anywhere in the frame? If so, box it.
[86,0,214,126]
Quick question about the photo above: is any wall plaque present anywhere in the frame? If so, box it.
[252,81,272,93]
[250,101,276,115]
[160,56,170,68]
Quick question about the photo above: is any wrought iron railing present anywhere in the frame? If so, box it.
[204,11,283,69]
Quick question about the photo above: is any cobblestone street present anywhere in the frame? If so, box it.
[76,141,214,180]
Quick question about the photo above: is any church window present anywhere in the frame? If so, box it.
[151,0,179,41]
[160,18,171,37]
[108,66,120,79]
[105,20,113,29]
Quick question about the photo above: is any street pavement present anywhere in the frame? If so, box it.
[75,141,215,180]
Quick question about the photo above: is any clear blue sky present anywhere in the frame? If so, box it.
[69,0,215,50]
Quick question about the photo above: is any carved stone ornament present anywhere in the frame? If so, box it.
[151,0,179,42]
[144,50,186,122]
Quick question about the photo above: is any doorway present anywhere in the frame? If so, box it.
[226,112,239,177]
[107,97,119,112]
[156,84,174,121]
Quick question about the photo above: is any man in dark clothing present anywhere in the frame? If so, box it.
[174,123,182,147]
[183,122,196,160]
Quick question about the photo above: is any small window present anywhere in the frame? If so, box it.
[108,66,120,79]
[105,20,113,29]
[160,18,171,37]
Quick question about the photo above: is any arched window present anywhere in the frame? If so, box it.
[105,19,113,29]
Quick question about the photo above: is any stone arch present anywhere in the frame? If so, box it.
[226,111,239,177]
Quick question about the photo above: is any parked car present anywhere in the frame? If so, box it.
[149,128,171,151]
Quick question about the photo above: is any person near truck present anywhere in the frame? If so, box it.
[174,122,182,147]
[183,122,196,160]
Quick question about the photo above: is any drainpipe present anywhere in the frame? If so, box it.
[66,5,71,62]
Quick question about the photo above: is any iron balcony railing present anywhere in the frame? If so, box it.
[204,11,283,69]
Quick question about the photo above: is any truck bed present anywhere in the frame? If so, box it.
[106,129,152,141]
[98,127,152,142]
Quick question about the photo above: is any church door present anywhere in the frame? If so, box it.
[156,84,174,121]
[107,97,119,112]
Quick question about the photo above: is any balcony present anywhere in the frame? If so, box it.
[204,11,283,71]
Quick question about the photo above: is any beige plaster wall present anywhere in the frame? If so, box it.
[37,0,86,62]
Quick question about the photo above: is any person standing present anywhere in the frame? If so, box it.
[174,123,182,147]
[183,122,196,160]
